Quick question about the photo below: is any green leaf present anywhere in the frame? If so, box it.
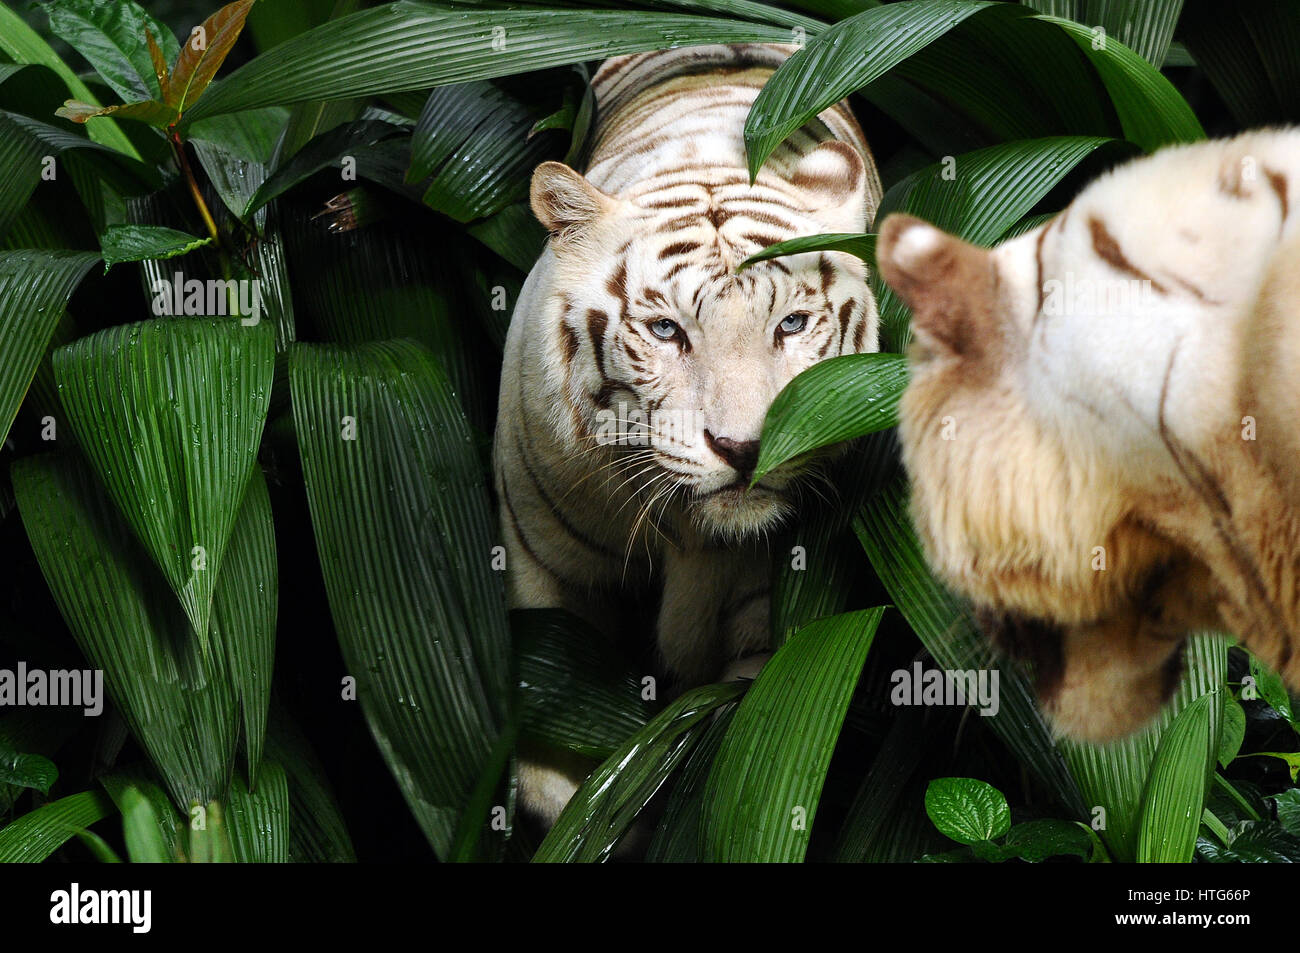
[644,702,737,863]
[465,202,547,274]
[243,119,412,218]
[225,762,290,863]
[183,3,794,123]
[167,0,258,114]
[0,739,57,795]
[1001,818,1093,862]
[745,0,1011,177]
[535,682,745,863]
[703,608,884,862]
[874,135,1122,349]
[1249,653,1297,730]
[0,1,140,157]
[289,339,510,859]
[753,353,906,484]
[925,776,1011,846]
[1136,692,1217,863]
[410,78,565,223]
[15,455,275,809]
[101,773,180,863]
[46,0,181,104]
[0,790,115,862]
[1198,819,1300,863]
[99,224,212,271]
[1022,0,1186,68]
[1218,693,1246,768]
[1273,789,1300,838]
[53,318,276,646]
[265,707,356,863]
[738,233,875,272]
[1040,16,1203,150]
[0,249,98,447]
[514,609,652,761]
[55,97,177,128]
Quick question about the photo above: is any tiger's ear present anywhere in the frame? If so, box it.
[792,140,868,228]
[531,161,616,241]
[876,212,998,360]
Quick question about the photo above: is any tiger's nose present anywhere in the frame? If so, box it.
[704,430,760,480]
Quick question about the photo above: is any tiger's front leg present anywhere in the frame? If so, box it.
[657,539,773,687]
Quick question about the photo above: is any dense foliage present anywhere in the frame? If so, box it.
[0,0,1297,863]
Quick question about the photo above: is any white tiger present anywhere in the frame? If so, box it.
[493,44,882,820]
[875,129,1300,744]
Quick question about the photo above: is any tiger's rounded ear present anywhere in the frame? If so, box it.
[792,140,868,227]
[876,212,997,360]
[531,161,615,241]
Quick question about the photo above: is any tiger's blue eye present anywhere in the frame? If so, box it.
[779,313,809,335]
[650,318,681,340]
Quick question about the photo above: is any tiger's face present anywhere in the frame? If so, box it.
[875,208,1227,743]
[531,141,878,540]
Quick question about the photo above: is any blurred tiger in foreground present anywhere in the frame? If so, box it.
[877,129,1300,743]
[494,44,882,822]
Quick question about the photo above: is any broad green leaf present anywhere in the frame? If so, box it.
[225,762,290,863]
[1041,16,1203,150]
[753,353,906,483]
[168,0,258,114]
[15,456,275,810]
[410,78,567,223]
[265,708,356,863]
[644,702,737,863]
[0,789,115,862]
[745,0,1010,177]
[1273,789,1300,838]
[101,773,181,863]
[854,473,1086,815]
[1136,692,1216,863]
[535,682,745,863]
[289,339,510,859]
[1198,819,1300,863]
[0,739,57,795]
[0,250,98,446]
[243,119,413,218]
[183,3,794,123]
[0,111,159,235]
[54,318,276,646]
[46,0,181,103]
[1000,818,1093,862]
[925,776,1011,846]
[186,800,234,862]
[514,609,652,761]
[1021,0,1185,68]
[0,1,139,157]
[465,202,547,274]
[99,224,212,271]
[1219,693,1246,768]
[0,709,81,813]
[1250,653,1297,730]
[703,608,884,862]
[738,233,875,272]
[834,710,946,862]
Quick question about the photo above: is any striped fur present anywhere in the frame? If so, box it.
[494,45,881,822]
[877,129,1300,744]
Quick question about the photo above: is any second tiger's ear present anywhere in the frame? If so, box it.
[875,212,998,361]
[531,162,618,242]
